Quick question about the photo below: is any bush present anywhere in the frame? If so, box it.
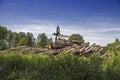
[0,52,120,80]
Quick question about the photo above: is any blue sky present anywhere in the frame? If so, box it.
[0,0,120,46]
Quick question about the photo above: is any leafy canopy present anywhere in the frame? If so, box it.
[69,34,84,41]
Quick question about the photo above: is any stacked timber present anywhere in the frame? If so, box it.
[52,39,84,49]
[3,42,103,56]
[53,42,103,56]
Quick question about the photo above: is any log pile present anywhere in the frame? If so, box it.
[51,42,103,56]
[4,42,103,56]
[1,27,103,56]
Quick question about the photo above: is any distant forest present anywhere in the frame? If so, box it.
[0,25,53,50]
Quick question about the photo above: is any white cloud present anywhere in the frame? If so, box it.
[4,18,120,46]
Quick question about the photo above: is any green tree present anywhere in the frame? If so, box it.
[0,40,7,50]
[115,38,119,42]
[18,32,26,46]
[46,38,53,46]
[6,30,13,48]
[18,37,27,46]
[18,32,26,38]
[0,26,8,40]
[37,33,47,48]
[11,32,19,47]
[0,26,8,50]
[26,32,35,47]
[69,34,84,41]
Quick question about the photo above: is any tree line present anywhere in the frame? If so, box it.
[115,38,120,43]
[0,25,84,50]
[0,26,54,50]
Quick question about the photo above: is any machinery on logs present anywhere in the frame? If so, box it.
[5,26,103,56]
[51,26,103,56]
[52,26,84,49]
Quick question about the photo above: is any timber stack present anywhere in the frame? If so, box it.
[50,26,103,56]
[2,26,103,56]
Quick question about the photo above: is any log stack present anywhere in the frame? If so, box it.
[4,41,103,57]
[52,42,103,56]
[1,27,103,56]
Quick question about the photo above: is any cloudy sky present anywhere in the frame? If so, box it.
[0,0,120,46]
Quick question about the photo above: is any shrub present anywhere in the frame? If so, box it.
[0,51,120,80]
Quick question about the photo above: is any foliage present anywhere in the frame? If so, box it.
[6,30,13,48]
[102,41,120,80]
[69,34,84,41]
[0,25,120,80]
[115,38,119,42]
[37,33,48,48]
[103,41,120,55]
[0,40,120,80]
[26,32,36,47]
[0,26,8,40]
[0,40,7,50]
[0,51,119,80]
[0,26,50,50]
[47,38,53,45]
[0,26,8,50]
[11,32,19,47]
